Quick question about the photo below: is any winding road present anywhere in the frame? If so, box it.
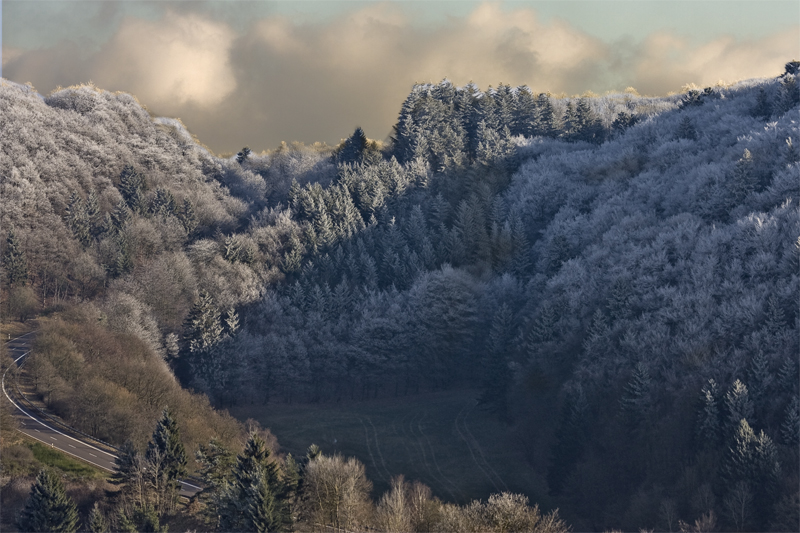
[2,331,202,499]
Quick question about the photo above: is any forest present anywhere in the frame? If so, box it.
[1,60,798,532]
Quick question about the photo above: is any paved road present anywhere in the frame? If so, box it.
[2,331,202,499]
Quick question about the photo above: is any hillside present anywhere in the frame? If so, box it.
[1,61,799,531]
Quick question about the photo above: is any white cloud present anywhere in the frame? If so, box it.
[93,11,236,107]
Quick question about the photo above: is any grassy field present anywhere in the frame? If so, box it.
[230,390,548,505]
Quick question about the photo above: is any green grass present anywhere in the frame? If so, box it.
[230,390,548,504]
[28,442,103,478]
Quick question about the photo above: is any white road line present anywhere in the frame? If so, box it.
[89,453,97,457]
[68,444,76,448]
[50,436,57,440]
[34,429,40,432]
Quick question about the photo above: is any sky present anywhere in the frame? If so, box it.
[2,1,799,154]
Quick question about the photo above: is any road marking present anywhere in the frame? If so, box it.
[88,453,97,457]
[50,436,57,440]
[34,429,40,432]
[68,444,76,448]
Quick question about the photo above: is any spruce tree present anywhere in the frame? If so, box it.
[697,378,722,446]
[17,469,79,533]
[676,115,697,140]
[184,291,223,354]
[119,165,145,213]
[87,502,108,533]
[146,408,188,488]
[725,379,754,431]
[218,432,288,532]
[237,146,252,164]
[620,362,653,431]
[4,228,29,286]
[781,396,800,446]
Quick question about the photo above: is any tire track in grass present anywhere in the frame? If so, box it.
[461,404,508,492]
[417,409,461,498]
[366,416,392,481]
[454,405,501,492]
[356,416,384,482]
[407,410,457,501]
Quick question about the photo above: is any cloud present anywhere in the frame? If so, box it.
[92,11,237,107]
[3,2,797,154]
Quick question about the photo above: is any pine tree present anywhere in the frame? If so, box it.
[218,432,288,532]
[237,146,252,164]
[697,378,722,447]
[747,351,772,415]
[178,198,197,235]
[725,379,754,430]
[479,304,515,419]
[86,189,101,237]
[777,357,798,394]
[723,418,756,485]
[730,149,757,203]
[781,396,800,446]
[4,228,29,286]
[184,291,223,354]
[17,469,79,533]
[763,296,786,335]
[87,502,108,533]
[548,386,589,494]
[752,88,772,119]
[112,440,140,486]
[65,191,91,246]
[676,116,697,140]
[535,93,556,137]
[620,362,653,431]
[146,408,188,508]
[119,165,146,213]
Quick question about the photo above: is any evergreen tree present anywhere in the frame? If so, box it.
[478,304,515,419]
[107,200,132,235]
[620,362,653,431]
[86,189,101,236]
[777,357,798,394]
[730,149,757,203]
[725,379,754,431]
[763,295,786,335]
[218,432,288,532]
[612,111,638,135]
[334,127,369,166]
[65,191,91,246]
[534,93,556,137]
[781,396,800,446]
[747,351,772,415]
[178,198,197,235]
[112,440,140,486]
[146,408,188,508]
[150,188,176,217]
[676,116,697,140]
[119,165,146,213]
[4,228,29,286]
[87,502,108,533]
[752,88,772,119]
[237,146,252,164]
[17,469,79,533]
[697,378,722,446]
[548,386,589,494]
[184,291,223,354]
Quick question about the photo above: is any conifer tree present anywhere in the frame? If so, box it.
[676,115,697,140]
[146,408,188,509]
[17,469,79,533]
[620,362,653,431]
[752,88,772,119]
[237,146,252,164]
[218,432,288,532]
[184,291,223,354]
[4,228,29,286]
[119,165,145,213]
[697,378,722,446]
[87,502,108,533]
[725,379,754,431]
[747,351,772,414]
[781,396,800,446]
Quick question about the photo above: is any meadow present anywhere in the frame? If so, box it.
[230,390,548,505]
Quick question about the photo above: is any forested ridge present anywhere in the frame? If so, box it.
[1,60,799,531]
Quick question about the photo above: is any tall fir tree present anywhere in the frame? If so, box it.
[697,378,722,447]
[4,228,29,286]
[146,408,188,509]
[17,469,79,533]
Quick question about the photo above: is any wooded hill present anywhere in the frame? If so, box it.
[1,60,798,530]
